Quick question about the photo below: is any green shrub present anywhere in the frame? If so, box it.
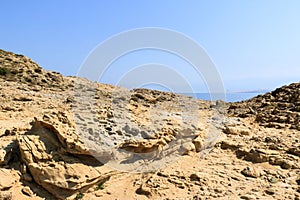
[95,182,105,190]
[0,67,9,76]
[75,193,84,199]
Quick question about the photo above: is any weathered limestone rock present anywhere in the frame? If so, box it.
[17,118,114,199]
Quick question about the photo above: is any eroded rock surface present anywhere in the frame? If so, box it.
[0,49,299,199]
[228,83,300,130]
[17,117,115,199]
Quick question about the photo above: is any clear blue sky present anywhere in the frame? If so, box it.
[1,1,299,92]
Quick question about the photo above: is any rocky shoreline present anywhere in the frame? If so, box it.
[0,49,299,199]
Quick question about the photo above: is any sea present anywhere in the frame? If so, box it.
[182,92,266,103]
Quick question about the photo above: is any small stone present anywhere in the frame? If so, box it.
[214,188,222,193]
[240,194,256,200]
[241,167,261,178]
[267,176,278,184]
[181,142,195,155]
[287,147,300,157]
[281,160,293,169]
[136,184,151,196]
[193,136,204,152]
[190,173,201,182]
[265,189,275,195]
[224,126,250,135]
[265,136,280,143]
[94,192,103,197]
[22,186,34,197]
[269,157,283,166]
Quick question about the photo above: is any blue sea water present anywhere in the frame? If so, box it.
[183,92,265,103]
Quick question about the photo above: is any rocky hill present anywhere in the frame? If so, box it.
[0,49,299,200]
[0,49,71,90]
[228,83,300,130]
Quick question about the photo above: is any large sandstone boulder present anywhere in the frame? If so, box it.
[17,117,114,199]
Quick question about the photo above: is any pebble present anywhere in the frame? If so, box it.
[240,194,256,200]
[265,189,275,195]
[190,173,201,182]
[281,160,293,169]
[241,166,261,178]
[22,186,34,197]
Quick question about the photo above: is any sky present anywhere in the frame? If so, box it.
[1,1,300,92]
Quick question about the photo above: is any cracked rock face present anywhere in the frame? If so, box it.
[17,118,114,199]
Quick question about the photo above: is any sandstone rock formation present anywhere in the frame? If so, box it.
[0,49,299,199]
[228,83,300,130]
